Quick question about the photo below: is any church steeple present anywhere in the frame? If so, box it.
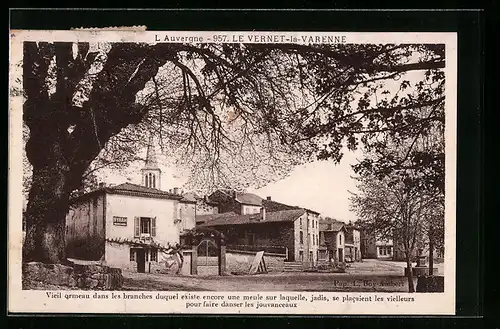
[144,135,158,169]
[141,135,162,190]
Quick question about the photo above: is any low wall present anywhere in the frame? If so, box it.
[22,262,123,290]
[226,250,285,274]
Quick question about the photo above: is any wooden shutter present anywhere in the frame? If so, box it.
[151,217,156,237]
[134,217,140,237]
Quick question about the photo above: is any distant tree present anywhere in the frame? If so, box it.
[350,175,442,292]
[17,41,445,264]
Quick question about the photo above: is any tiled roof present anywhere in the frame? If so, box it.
[262,198,319,215]
[262,199,300,212]
[108,183,183,200]
[179,192,197,204]
[235,192,263,206]
[213,189,263,206]
[198,209,306,227]
[319,220,345,232]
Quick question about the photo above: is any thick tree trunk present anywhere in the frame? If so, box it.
[405,252,415,293]
[22,139,74,264]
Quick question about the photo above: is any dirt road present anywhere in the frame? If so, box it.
[122,259,437,292]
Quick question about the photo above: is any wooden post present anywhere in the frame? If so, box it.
[191,245,198,275]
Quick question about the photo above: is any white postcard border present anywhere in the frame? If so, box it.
[8,30,457,315]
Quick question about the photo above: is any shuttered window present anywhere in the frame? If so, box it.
[151,217,156,237]
[134,217,140,237]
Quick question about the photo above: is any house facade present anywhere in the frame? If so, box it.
[360,230,394,260]
[318,219,346,263]
[65,141,196,273]
[344,223,362,262]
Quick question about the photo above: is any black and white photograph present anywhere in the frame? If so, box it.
[9,30,457,314]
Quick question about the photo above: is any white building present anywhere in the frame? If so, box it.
[65,140,196,273]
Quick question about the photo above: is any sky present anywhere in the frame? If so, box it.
[100,147,361,223]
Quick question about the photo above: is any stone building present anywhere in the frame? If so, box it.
[65,140,196,274]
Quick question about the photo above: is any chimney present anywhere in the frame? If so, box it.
[173,187,179,195]
[260,207,266,221]
[232,190,237,199]
[266,196,271,201]
[169,189,173,194]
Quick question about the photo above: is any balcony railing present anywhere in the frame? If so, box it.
[226,244,287,256]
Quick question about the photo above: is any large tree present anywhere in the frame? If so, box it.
[350,175,443,292]
[18,41,445,263]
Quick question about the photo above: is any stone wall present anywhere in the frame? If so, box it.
[22,262,123,290]
[226,251,285,274]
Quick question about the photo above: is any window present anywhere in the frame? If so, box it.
[150,249,158,262]
[300,231,304,244]
[378,246,392,256]
[135,217,156,237]
[130,249,135,261]
[339,234,342,245]
[299,250,303,261]
[113,216,127,226]
[308,233,311,245]
[300,219,303,228]
[141,218,151,234]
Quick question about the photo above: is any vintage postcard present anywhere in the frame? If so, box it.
[8,30,457,314]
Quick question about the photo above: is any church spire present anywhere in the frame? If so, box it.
[141,134,162,189]
[144,134,159,169]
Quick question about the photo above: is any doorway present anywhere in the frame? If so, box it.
[338,248,344,263]
[136,249,146,273]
